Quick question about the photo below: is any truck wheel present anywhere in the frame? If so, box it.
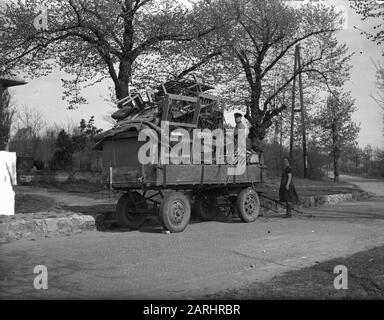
[193,193,218,221]
[236,188,260,222]
[160,192,191,233]
[116,192,148,230]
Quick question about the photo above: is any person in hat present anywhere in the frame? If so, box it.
[231,113,247,164]
[234,113,246,139]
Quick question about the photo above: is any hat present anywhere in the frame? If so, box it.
[234,113,243,118]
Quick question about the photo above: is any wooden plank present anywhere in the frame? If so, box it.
[161,95,170,122]
[110,165,158,187]
[156,164,262,186]
[117,95,133,105]
[146,89,153,102]
[106,163,263,189]
[168,122,198,129]
[192,99,201,126]
[167,93,198,103]
[162,83,167,95]
[198,93,219,101]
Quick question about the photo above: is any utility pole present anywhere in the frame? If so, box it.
[289,46,299,162]
[279,90,285,161]
[289,45,308,178]
[297,46,308,178]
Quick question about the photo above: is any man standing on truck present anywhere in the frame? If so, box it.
[234,113,247,148]
[232,113,248,165]
[234,113,246,140]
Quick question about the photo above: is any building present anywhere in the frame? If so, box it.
[1,76,27,151]
[0,76,27,95]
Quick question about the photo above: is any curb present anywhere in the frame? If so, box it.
[0,212,96,244]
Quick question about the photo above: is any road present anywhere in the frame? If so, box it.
[1,175,384,299]
[341,174,384,197]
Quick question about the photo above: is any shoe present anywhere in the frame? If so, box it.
[283,214,292,219]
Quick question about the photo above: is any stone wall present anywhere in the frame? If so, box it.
[0,212,96,243]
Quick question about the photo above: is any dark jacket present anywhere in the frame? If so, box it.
[279,166,299,204]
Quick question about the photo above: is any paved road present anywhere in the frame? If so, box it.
[1,176,384,299]
[341,174,384,197]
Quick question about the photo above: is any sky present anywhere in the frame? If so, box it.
[5,0,384,148]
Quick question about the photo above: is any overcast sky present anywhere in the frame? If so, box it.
[6,0,384,148]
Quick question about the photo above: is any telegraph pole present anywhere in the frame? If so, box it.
[289,46,299,162]
[289,45,308,178]
[297,46,308,178]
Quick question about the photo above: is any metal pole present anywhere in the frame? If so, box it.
[297,46,308,178]
[289,46,299,162]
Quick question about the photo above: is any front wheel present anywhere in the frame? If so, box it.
[160,192,191,233]
[236,188,260,222]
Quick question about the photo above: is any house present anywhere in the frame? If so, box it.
[1,76,27,151]
[0,76,27,95]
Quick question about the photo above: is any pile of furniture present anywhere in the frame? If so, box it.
[110,75,224,131]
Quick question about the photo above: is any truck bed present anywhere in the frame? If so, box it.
[105,164,266,190]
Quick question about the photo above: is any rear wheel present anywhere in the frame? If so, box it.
[236,188,260,222]
[116,192,148,229]
[160,192,191,233]
[193,193,218,221]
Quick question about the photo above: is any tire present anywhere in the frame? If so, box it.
[193,193,218,221]
[116,192,148,230]
[236,188,260,222]
[160,192,191,233]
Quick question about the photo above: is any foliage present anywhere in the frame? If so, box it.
[50,116,102,169]
[195,0,352,145]
[371,62,384,135]
[351,0,384,52]
[72,116,103,151]
[10,104,46,157]
[51,129,73,169]
[1,0,216,108]
[312,92,360,181]
[79,116,103,137]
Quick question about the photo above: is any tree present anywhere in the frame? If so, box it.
[340,144,364,172]
[0,89,14,150]
[202,0,352,146]
[314,92,360,182]
[363,144,373,173]
[351,0,384,52]
[72,116,103,151]
[13,104,46,157]
[1,0,216,108]
[371,61,384,135]
[51,129,73,169]
[78,116,103,137]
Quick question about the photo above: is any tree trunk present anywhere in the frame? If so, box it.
[115,58,132,100]
[115,79,130,101]
[333,148,340,182]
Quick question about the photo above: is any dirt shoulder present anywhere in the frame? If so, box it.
[208,245,384,299]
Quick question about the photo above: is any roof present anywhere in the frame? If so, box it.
[0,76,27,88]
[93,120,163,150]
